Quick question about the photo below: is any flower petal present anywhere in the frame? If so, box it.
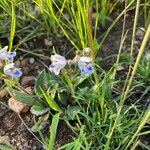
[11,68,22,78]
[51,54,66,63]
[81,68,87,75]
[3,63,22,78]
[49,54,67,75]
[49,63,55,71]
[0,46,8,53]
[78,60,85,70]
[53,67,60,75]
[0,46,16,62]
[87,63,93,74]
[0,53,8,60]
[3,63,15,76]
[80,56,92,63]
[8,52,16,57]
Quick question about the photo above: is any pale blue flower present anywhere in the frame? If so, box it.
[3,63,22,78]
[49,54,67,75]
[78,56,94,75]
[0,46,16,62]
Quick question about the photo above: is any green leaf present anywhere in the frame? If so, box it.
[35,70,51,96]
[57,88,68,105]
[41,88,61,112]
[35,70,60,96]
[66,105,81,120]
[8,88,35,105]
[48,113,60,150]
[30,104,50,116]
[74,76,88,88]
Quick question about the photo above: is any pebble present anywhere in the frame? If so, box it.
[29,57,35,64]
[8,97,31,114]
[21,76,35,86]
[35,65,39,70]
[23,66,30,75]
[20,58,28,67]
[29,41,34,48]
[8,87,33,114]
[44,39,53,46]
[15,60,21,67]
[24,86,33,95]
[136,28,145,41]
[0,88,8,98]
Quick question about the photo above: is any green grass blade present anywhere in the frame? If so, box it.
[9,0,16,51]
[125,105,150,149]
[48,113,60,150]
[41,88,62,112]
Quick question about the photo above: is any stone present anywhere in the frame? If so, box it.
[24,86,33,95]
[136,28,145,41]
[29,57,35,64]
[20,58,28,67]
[8,87,33,114]
[21,76,35,86]
[15,60,21,67]
[44,39,53,46]
[0,88,8,98]
[23,67,30,75]
[8,97,30,114]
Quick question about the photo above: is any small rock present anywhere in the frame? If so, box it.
[136,28,145,41]
[44,39,53,46]
[35,65,39,70]
[23,66,30,75]
[21,76,35,86]
[29,57,35,64]
[26,116,31,122]
[33,38,36,42]
[29,41,34,48]
[20,58,28,67]
[0,88,8,98]
[15,60,21,67]
[8,97,31,114]
[25,86,33,95]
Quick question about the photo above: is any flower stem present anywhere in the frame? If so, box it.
[88,6,99,86]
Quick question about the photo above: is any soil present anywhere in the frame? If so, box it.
[0,9,150,150]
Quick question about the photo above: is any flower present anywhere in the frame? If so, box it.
[0,46,16,62]
[49,54,67,75]
[3,63,22,78]
[78,56,94,75]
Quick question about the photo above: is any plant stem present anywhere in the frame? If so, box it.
[88,6,99,86]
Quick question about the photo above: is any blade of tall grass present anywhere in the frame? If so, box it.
[125,104,150,149]
[130,0,140,58]
[48,113,60,150]
[9,0,16,51]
